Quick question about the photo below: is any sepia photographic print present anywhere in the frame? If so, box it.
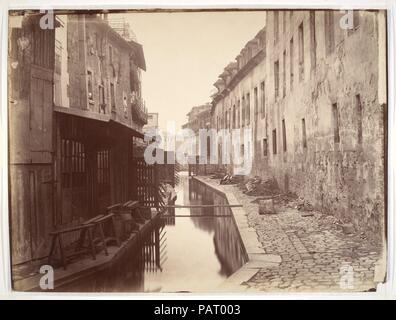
[6,7,388,294]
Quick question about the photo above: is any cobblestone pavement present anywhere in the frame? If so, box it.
[230,185,385,292]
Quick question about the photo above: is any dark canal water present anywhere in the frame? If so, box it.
[58,172,247,292]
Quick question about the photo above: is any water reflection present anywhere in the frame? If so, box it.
[58,173,247,292]
[187,178,247,276]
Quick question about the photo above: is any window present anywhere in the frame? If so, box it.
[274,11,279,43]
[282,119,287,152]
[87,70,94,103]
[242,96,245,126]
[272,129,277,154]
[110,82,115,111]
[332,103,340,143]
[290,37,294,90]
[123,93,128,118]
[310,11,317,71]
[207,136,211,158]
[263,138,268,156]
[254,87,258,119]
[237,100,241,128]
[302,118,307,148]
[99,84,105,113]
[283,50,286,97]
[109,45,113,63]
[246,93,250,125]
[298,22,304,81]
[260,81,265,118]
[97,150,110,198]
[356,94,363,144]
[232,105,236,129]
[274,60,279,99]
[61,139,86,189]
[325,11,335,56]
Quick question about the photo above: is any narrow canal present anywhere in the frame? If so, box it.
[58,172,247,292]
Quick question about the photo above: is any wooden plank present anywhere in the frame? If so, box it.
[162,204,242,209]
[163,215,232,217]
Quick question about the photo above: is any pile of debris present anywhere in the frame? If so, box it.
[219,174,244,185]
[295,198,314,211]
[238,176,281,197]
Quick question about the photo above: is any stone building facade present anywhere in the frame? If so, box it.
[182,103,216,174]
[210,10,386,243]
[211,27,266,175]
[182,103,212,157]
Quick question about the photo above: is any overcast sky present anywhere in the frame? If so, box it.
[119,11,266,131]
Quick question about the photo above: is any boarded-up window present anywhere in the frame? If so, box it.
[332,103,340,143]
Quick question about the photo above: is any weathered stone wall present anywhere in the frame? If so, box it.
[261,10,385,243]
[211,10,385,244]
